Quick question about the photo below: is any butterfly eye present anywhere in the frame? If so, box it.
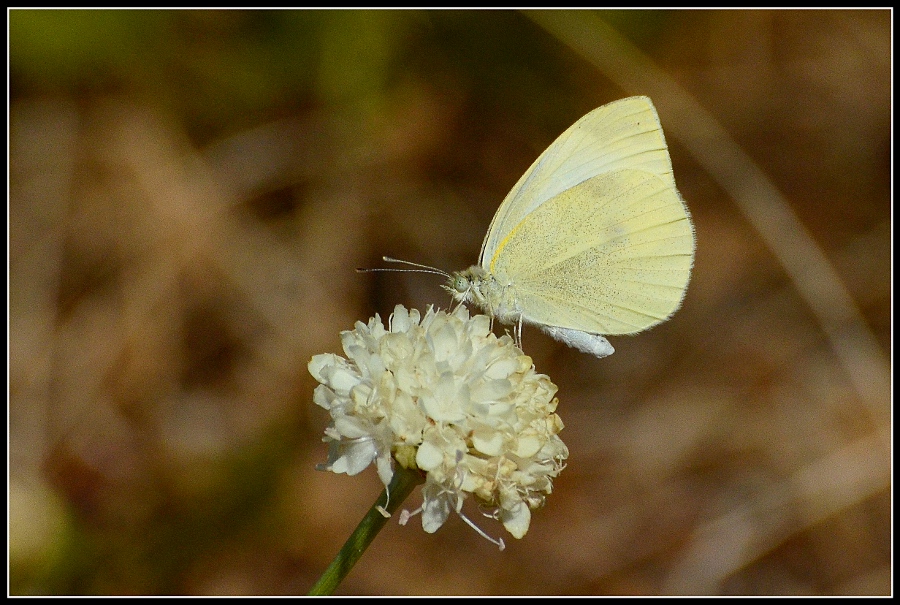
[453,276,469,293]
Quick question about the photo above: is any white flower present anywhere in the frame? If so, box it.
[309,304,568,547]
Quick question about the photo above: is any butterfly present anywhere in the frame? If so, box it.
[443,96,695,358]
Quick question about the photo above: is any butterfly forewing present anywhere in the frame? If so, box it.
[480,96,677,267]
[489,169,694,335]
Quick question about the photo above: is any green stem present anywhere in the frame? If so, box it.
[307,466,424,596]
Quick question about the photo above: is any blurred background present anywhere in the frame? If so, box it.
[9,9,890,596]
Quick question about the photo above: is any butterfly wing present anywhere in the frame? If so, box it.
[480,96,677,266]
[489,169,694,335]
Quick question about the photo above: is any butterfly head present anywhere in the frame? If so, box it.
[444,266,490,306]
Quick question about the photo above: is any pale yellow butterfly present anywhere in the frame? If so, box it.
[444,96,695,358]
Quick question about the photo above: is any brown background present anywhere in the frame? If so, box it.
[10,9,890,596]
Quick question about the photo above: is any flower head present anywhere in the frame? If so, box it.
[309,304,568,546]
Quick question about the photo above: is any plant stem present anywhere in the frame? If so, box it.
[307,466,424,595]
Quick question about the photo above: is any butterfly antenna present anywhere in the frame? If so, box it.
[356,256,451,278]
